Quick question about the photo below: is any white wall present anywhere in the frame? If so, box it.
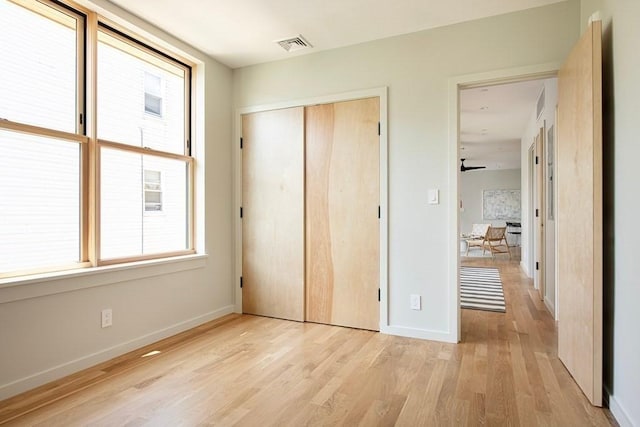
[234,1,580,341]
[580,1,640,425]
[519,78,558,315]
[460,169,521,237]
[0,0,234,399]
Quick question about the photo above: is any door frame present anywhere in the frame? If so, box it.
[233,87,389,329]
[528,144,536,278]
[535,126,546,301]
[448,63,559,341]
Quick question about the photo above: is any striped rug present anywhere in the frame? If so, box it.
[460,266,506,313]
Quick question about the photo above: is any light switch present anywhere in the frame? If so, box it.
[410,294,421,310]
[428,189,439,205]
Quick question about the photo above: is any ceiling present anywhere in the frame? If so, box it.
[107,0,566,69]
[460,79,553,171]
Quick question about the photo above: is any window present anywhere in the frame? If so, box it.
[144,72,162,116]
[0,0,194,278]
[97,28,187,155]
[144,170,163,212]
[0,130,81,273]
[0,0,85,275]
[0,0,80,133]
[98,25,191,262]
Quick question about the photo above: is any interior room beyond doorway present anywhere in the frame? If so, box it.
[458,78,557,275]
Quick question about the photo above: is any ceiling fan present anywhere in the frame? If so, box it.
[460,158,487,172]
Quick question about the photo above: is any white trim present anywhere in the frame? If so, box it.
[520,260,530,277]
[381,325,457,343]
[236,87,387,116]
[553,107,560,321]
[544,297,555,317]
[448,77,462,342]
[608,393,634,427]
[0,254,208,304]
[528,144,537,278]
[233,87,389,329]
[0,305,234,400]
[448,63,560,343]
[379,91,389,329]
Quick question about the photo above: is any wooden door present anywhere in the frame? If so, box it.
[557,20,602,406]
[242,107,305,321]
[305,98,380,331]
[535,128,545,301]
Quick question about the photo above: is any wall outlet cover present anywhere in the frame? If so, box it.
[101,309,113,328]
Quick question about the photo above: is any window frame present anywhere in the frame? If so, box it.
[95,23,194,265]
[0,0,88,278]
[0,0,196,278]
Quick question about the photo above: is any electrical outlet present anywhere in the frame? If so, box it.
[410,294,421,310]
[101,309,113,328]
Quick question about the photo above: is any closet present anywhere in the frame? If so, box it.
[241,97,380,330]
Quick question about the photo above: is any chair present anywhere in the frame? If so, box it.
[464,223,490,255]
[482,226,511,259]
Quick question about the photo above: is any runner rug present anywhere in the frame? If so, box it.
[460,266,506,313]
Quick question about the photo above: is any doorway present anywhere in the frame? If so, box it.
[450,73,557,348]
[458,78,557,280]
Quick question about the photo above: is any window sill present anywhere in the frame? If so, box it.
[0,254,208,304]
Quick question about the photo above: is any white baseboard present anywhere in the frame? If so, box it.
[0,305,235,400]
[608,393,634,427]
[543,297,556,319]
[520,260,531,277]
[381,325,458,343]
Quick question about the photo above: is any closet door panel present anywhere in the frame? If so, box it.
[306,98,379,331]
[242,107,305,321]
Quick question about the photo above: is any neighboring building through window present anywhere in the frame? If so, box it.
[144,170,162,212]
[144,72,162,116]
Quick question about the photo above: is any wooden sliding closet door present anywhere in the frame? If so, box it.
[305,98,380,331]
[242,107,305,321]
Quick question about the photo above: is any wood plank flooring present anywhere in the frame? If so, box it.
[1,259,616,426]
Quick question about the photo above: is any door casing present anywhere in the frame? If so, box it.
[535,126,546,301]
[449,64,560,341]
[234,87,389,330]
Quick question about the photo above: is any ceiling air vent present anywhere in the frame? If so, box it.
[275,35,313,52]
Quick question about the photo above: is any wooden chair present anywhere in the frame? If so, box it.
[464,223,490,255]
[482,226,511,259]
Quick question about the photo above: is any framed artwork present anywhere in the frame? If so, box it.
[483,189,521,220]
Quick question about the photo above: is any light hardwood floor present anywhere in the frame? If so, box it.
[1,259,615,426]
